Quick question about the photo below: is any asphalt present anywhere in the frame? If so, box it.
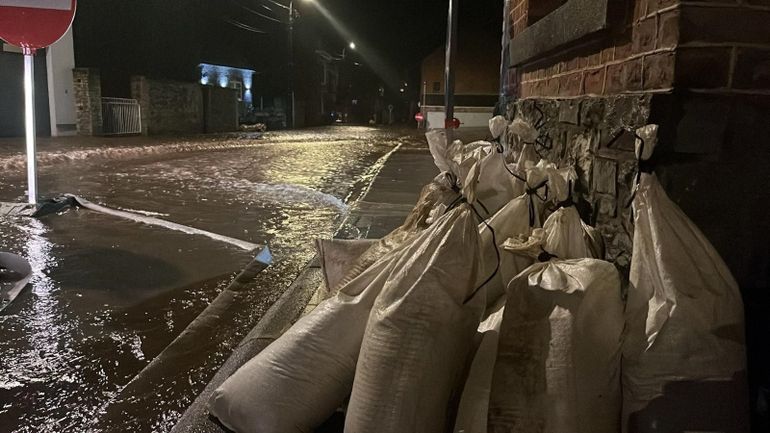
[169,143,442,433]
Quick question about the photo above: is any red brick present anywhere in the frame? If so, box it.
[559,72,584,97]
[623,58,644,91]
[584,67,606,95]
[531,80,546,96]
[602,47,616,63]
[605,63,625,94]
[520,81,533,98]
[658,10,680,49]
[566,57,580,71]
[733,48,770,90]
[676,47,731,88]
[643,52,675,89]
[615,38,633,61]
[633,18,657,54]
[680,6,770,45]
[603,60,643,94]
[588,53,603,68]
[544,78,560,96]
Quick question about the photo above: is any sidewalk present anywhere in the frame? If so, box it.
[169,143,443,433]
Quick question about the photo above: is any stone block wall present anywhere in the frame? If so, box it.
[73,68,102,136]
[507,96,650,270]
[131,76,204,136]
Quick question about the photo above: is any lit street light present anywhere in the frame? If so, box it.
[349,41,356,50]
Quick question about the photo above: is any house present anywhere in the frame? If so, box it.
[419,30,501,129]
[0,28,76,138]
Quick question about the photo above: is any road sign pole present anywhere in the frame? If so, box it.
[23,51,37,205]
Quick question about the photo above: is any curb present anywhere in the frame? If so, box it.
[170,261,323,433]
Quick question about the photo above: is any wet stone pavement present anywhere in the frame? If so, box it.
[0,126,429,432]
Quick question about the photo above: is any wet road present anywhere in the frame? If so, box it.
[0,127,424,432]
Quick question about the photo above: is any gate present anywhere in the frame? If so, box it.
[101,97,142,135]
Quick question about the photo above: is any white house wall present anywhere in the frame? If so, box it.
[46,27,76,136]
[424,106,494,129]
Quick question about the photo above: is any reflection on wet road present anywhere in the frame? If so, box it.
[0,127,421,432]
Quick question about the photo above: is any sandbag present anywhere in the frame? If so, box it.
[345,205,486,433]
[478,195,535,309]
[622,172,748,432]
[489,259,624,433]
[542,206,602,260]
[208,250,399,433]
[477,149,519,216]
[453,303,506,433]
[208,200,474,433]
[331,174,457,293]
[315,238,378,294]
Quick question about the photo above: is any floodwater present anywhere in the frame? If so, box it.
[0,127,422,432]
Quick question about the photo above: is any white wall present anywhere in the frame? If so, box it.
[424,106,494,129]
[46,27,76,136]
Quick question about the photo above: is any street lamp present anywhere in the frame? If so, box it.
[349,42,356,50]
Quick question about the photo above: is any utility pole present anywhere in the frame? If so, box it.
[287,0,296,129]
[444,0,460,140]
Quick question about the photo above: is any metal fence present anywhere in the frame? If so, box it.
[101,97,142,135]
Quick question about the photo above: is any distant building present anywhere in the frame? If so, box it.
[0,28,76,138]
[419,31,501,129]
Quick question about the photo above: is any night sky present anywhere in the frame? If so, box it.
[73,0,502,97]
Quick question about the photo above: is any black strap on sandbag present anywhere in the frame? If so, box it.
[526,179,549,227]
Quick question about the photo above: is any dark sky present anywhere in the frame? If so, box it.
[73,0,503,96]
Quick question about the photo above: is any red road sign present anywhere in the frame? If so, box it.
[414,112,424,122]
[0,0,77,54]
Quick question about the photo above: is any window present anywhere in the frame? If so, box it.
[432,81,441,93]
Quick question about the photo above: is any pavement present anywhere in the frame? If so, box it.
[169,140,446,433]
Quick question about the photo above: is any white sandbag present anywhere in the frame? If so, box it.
[332,174,458,293]
[477,150,519,216]
[489,115,508,140]
[509,118,539,144]
[315,238,379,293]
[622,172,748,432]
[478,195,535,309]
[489,259,624,433]
[542,206,602,260]
[345,205,485,433]
[208,251,399,433]
[454,303,505,433]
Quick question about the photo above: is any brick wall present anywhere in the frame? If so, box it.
[514,0,770,99]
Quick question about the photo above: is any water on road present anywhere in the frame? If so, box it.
[0,127,422,432]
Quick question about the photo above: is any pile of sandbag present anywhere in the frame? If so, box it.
[207,119,748,433]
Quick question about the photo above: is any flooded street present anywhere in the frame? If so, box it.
[0,126,424,432]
